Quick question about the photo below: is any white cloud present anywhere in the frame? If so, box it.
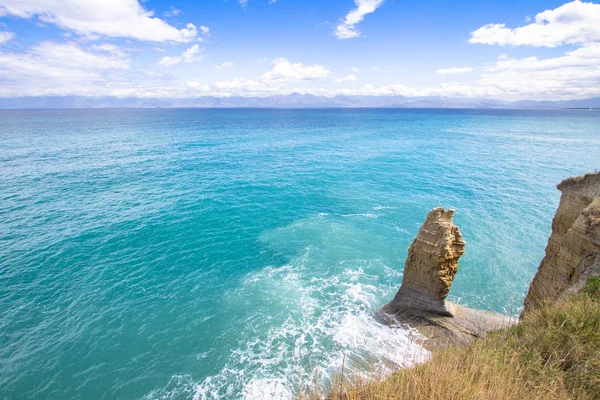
[0,30,15,44]
[91,43,125,56]
[0,41,131,96]
[266,58,330,80]
[335,74,358,83]
[458,1,600,100]
[371,66,380,72]
[470,0,600,47]
[200,26,210,36]
[476,44,600,98]
[182,44,202,62]
[194,47,599,99]
[158,44,203,67]
[239,0,248,7]
[0,0,199,43]
[335,0,384,39]
[351,66,360,73]
[189,58,330,96]
[436,67,473,75]
[213,61,234,72]
[164,6,181,17]
[335,25,360,40]
[158,56,182,67]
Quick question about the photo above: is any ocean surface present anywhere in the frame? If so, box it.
[1,108,599,399]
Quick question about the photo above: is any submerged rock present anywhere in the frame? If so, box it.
[379,208,513,351]
[523,172,600,315]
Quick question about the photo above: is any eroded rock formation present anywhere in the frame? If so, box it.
[378,172,600,352]
[523,172,600,314]
[379,208,513,350]
[386,208,465,316]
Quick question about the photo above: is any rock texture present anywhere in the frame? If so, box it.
[386,208,465,316]
[523,172,600,314]
[379,208,513,351]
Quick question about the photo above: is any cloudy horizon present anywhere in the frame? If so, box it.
[0,0,599,101]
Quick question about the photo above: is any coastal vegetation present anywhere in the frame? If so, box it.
[305,281,600,400]
[304,172,600,400]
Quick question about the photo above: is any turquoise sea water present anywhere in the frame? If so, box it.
[1,109,599,399]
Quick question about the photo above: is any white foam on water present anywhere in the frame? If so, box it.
[242,378,292,400]
[372,205,397,211]
[146,215,430,400]
[188,263,427,399]
[340,213,379,219]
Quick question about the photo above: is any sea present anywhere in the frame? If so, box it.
[1,108,599,399]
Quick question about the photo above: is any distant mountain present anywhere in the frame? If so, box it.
[0,95,599,109]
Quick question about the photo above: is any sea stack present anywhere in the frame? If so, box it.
[386,208,465,317]
[523,172,600,314]
[379,208,512,350]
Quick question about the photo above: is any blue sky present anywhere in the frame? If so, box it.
[0,0,598,100]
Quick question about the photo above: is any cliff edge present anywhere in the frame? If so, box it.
[522,172,600,314]
[378,172,600,351]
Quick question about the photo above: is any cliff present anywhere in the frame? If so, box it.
[377,172,600,351]
[378,208,513,350]
[523,172,600,314]
[324,172,600,399]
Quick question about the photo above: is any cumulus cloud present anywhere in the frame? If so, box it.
[0,0,199,42]
[317,46,600,100]
[460,1,600,99]
[436,67,473,75]
[335,74,358,83]
[476,44,600,98]
[164,6,181,17]
[189,58,331,95]
[0,41,131,96]
[1,44,597,100]
[335,0,384,39]
[1,0,599,102]
[182,44,202,62]
[0,30,15,44]
[266,58,330,80]
[194,47,600,99]
[158,44,203,67]
[470,0,600,47]
[158,56,181,67]
[213,61,234,72]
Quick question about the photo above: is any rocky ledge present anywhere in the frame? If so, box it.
[378,208,514,351]
[378,171,600,351]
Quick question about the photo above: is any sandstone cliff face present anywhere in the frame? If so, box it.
[523,172,600,314]
[386,207,465,316]
[378,172,599,351]
[379,208,512,350]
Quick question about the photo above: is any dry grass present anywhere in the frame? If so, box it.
[301,281,600,400]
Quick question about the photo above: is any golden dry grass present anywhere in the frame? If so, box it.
[301,280,600,400]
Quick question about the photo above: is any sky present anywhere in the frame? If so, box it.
[0,0,599,100]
